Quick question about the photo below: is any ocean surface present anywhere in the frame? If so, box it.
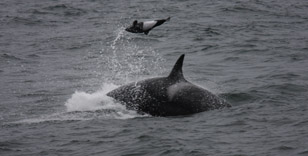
[1,0,308,155]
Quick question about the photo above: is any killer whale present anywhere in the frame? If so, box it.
[125,17,170,35]
[107,54,231,116]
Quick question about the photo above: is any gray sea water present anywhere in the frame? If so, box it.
[1,0,308,155]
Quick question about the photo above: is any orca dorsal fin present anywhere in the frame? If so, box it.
[168,54,185,81]
[133,20,137,26]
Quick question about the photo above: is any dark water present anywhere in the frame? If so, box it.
[1,0,308,155]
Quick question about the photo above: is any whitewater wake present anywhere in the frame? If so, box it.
[12,83,147,124]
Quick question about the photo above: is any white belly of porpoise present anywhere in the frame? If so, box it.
[143,21,157,31]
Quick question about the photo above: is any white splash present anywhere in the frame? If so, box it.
[63,83,146,119]
[11,83,147,124]
[111,27,126,50]
[10,26,166,125]
[101,26,165,84]
[65,83,118,112]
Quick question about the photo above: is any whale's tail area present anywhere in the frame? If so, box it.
[154,17,171,28]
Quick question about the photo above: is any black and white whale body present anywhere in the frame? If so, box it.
[107,54,231,116]
[125,17,170,35]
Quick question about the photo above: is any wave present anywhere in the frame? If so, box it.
[42,4,87,16]
[1,53,22,61]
